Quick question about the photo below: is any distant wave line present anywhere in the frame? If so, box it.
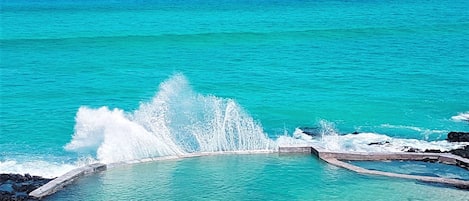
[2,23,468,44]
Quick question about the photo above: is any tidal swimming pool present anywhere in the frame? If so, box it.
[47,154,469,200]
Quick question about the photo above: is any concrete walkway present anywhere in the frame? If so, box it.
[322,157,469,188]
[306,146,469,189]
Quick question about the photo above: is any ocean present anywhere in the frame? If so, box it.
[1,0,468,199]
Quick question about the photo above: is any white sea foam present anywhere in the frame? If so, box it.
[0,156,98,178]
[451,111,469,122]
[0,160,77,178]
[294,121,468,153]
[60,75,469,170]
[380,124,447,134]
[65,74,276,164]
[276,133,311,147]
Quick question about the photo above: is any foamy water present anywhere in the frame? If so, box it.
[292,121,468,153]
[0,156,98,178]
[2,75,467,178]
[65,74,276,164]
[452,112,469,122]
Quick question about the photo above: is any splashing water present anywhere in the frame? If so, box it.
[293,120,468,153]
[65,74,276,164]
[451,111,469,123]
[318,120,341,150]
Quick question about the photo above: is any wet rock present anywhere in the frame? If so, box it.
[402,146,422,152]
[13,192,28,200]
[0,184,14,194]
[298,127,321,136]
[422,158,439,163]
[368,141,390,146]
[0,174,52,201]
[447,132,469,142]
[450,145,469,159]
[424,149,446,153]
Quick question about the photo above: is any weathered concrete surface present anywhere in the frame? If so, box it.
[278,146,312,153]
[323,158,469,189]
[314,149,469,170]
[121,150,276,165]
[29,163,106,199]
[25,146,469,199]
[308,145,469,189]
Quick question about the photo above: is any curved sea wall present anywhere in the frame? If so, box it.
[28,163,106,199]
[27,151,275,199]
[23,146,469,199]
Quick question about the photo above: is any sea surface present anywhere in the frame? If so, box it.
[1,0,469,199]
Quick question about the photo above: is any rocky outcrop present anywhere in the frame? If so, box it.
[298,127,321,136]
[400,132,469,159]
[450,145,469,159]
[368,141,390,146]
[447,132,469,142]
[0,174,52,201]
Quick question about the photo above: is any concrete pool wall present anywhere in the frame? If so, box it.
[29,146,468,199]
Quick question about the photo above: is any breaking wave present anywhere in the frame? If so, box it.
[0,157,97,178]
[293,120,468,153]
[65,74,276,164]
[5,75,464,177]
[451,111,469,122]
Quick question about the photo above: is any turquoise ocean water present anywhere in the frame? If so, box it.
[1,0,469,199]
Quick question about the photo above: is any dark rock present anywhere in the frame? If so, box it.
[368,141,390,146]
[13,181,34,193]
[450,145,469,159]
[408,148,421,152]
[447,132,469,142]
[351,131,360,134]
[424,149,446,153]
[422,158,438,163]
[0,184,14,194]
[455,184,469,190]
[402,146,422,153]
[298,127,321,136]
[0,174,51,201]
[13,192,28,200]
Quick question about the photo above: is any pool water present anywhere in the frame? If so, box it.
[47,154,469,201]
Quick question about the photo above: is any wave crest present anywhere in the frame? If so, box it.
[451,111,469,122]
[293,120,468,153]
[65,74,275,164]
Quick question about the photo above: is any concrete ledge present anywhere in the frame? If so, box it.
[316,150,469,170]
[29,163,106,199]
[279,146,312,153]
[120,150,276,165]
[308,145,469,189]
[26,147,469,199]
[323,158,469,188]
